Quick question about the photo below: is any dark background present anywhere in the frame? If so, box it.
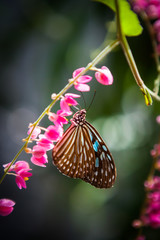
[0,0,160,239]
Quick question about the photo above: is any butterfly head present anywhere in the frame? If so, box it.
[71,109,86,126]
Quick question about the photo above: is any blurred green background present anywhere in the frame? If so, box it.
[0,0,160,239]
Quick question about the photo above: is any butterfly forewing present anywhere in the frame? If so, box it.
[52,109,116,189]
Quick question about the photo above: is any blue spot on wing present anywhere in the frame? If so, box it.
[88,130,93,141]
[93,140,99,152]
[102,145,107,151]
[95,157,99,167]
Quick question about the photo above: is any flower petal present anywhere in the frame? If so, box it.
[15,175,27,189]
[27,126,41,139]
[65,93,81,98]
[14,161,31,173]
[60,98,71,112]
[72,67,85,78]
[31,154,48,167]
[74,83,90,92]
[45,125,63,141]
[76,75,92,83]
[0,199,15,216]
[37,134,54,150]
[32,145,46,158]
[65,97,78,106]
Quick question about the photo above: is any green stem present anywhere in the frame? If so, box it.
[0,143,26,184]
[115,0,160,102]
[0,38,119,184]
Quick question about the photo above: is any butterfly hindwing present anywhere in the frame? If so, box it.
[83,121,116,188]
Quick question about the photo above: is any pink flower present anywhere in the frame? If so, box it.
[73,68,92,92]
[3,161,32,189]
[15,169,32,189]
[37,134,54,150]
[147,4,160,19]
[150,144,160,157]
[14,161,31,173]
[156,115,160,124]
[45,125,63,141]
[0,199,15,216]
[95,66,113,85]
[132,0,148,12]
[60,93,80,113]
[29,145,49,167]
[32,145,46,158]
[144,177,160,190]
[27,125,41,139]
[31,154,48,167]
[48,110,68,126]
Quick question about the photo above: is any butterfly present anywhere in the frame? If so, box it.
[52,109,116,188]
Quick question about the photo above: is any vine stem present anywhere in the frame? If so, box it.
[0,39,119,184]
[115,0,160,102]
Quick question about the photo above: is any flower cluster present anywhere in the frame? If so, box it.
[3,161,32,189]
[132,115,160,237]
[0,65,113,216]
[133,176,160,229]
[25,66,113,167]
[131,0,160,54]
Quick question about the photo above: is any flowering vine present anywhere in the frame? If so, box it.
[0,65,115,214]
[132,117,160,239]
[0,3,160,240]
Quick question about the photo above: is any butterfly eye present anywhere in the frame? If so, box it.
[52,109,116,188]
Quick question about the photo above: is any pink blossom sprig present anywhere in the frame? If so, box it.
[130,0,160,55]
[132,115,160,238]
[3,161,32,189]
[0,64,114,216]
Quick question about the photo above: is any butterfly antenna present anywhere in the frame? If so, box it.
[86,90,96,112]
[70,105,80,113]
[80,91,87,109]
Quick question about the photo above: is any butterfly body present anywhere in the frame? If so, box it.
[52,109,116,188]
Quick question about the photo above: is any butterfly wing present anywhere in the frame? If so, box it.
[52,124,95,180]
[52,121,116,189]
[83,121,116,188]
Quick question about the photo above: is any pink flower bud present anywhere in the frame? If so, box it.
[156,115,160,124]
[0,199,15,216]
[95,66,113,85]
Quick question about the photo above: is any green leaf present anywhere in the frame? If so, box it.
[95,0,143,36]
